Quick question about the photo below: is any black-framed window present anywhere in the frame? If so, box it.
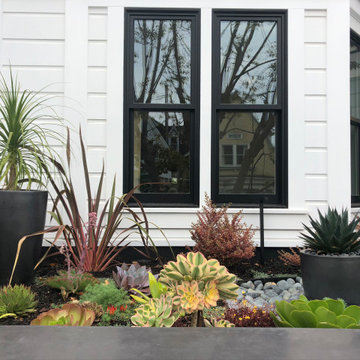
[351,31,360,206]
[123,9,200,206]
[211,10,287,207]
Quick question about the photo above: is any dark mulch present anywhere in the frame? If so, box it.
[0,252,300,326]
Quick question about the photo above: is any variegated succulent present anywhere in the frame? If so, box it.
[30,304,95,326]
[113,262,153,295]
[159,252,239,301]
[131,294,179,327]
[204,318,235,328]
[173,281,203,313]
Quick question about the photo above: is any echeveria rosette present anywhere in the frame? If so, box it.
[31,304,95,326]
[271,295,360,329]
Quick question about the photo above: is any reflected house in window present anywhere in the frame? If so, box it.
[219,112,275,194]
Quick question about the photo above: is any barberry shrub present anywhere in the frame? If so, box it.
[191,194,255,265]
[277,247,301,267]
[224,303,274,327]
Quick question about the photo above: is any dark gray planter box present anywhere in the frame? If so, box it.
[301,251,360,305]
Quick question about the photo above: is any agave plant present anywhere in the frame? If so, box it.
[271,296,360,329]
[112,262,153,295]
[31,304,95,326]
[0,67,62,190]
[300,208,360,254]
[131,294,179,327]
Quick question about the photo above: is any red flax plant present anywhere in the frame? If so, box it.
[191,194,255,265]
[48,129,161,272]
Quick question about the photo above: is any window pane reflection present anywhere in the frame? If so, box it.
[134,20,191,104]
[134,111,191,193]
[219,111,276,194]
[220,21,278,105]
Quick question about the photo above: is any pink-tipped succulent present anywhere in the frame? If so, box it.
[112,262,154,295]
[30,304,95,326]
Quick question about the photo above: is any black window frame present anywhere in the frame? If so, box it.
[351,30,360,206]
[123,8,200,207]
[211,9,288,207]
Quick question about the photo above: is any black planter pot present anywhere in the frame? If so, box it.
[301,251,360,305]
[0,190,48,286]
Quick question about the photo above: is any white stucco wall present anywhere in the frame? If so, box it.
[0,0,352,247]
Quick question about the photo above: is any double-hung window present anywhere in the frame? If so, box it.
[211,10,287,206]
[351,31,360,206]
[123,9,200,206]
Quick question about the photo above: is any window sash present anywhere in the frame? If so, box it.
[123,9,200,206]
[211,10,287,207]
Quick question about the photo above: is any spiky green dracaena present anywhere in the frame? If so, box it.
[270,296,360,329]
[131,294,179,327]
[0,284,37,317]
[159,252,239,301]
[300,208,360,254]
[31,304,95,326]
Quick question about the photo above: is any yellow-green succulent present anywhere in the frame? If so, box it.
[159,252,239,301]
[131,294,179,327]
[173,281,203,313]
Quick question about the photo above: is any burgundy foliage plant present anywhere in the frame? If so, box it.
[190,194,255,265]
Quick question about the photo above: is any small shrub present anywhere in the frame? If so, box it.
[278,247,301,267]
[224,302,274,327]
[0,285,37,317]
[80,280,131,311]
[191,194,255,265]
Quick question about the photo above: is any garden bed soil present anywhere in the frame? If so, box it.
[0,252,300,326]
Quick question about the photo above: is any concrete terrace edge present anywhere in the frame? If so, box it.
[1,326,360,360]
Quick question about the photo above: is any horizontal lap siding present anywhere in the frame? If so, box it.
[1,1,345,247]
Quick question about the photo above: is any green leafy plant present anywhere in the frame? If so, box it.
[31,303,95,326]
[99,303,135,326]
[191,195,255,265]
[49,130,165,272]
[271,296,360,328]
[131,272,169,304]
[0,284,37,317]
[300,208,360,254]
[79,280,131,311]
[131,294,179,327]
[0,68,62,190]
[43,270,100,300]
[113,262,152,295]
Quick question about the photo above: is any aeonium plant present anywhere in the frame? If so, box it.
[0,68,62,190]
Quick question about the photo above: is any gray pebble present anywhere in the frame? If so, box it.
[264,289,278,298]
[281,290,291,301]
[289,287,298,296]
[294,283,303,290]
[296,277,303,284]
[277,280,290,291]
[245,295,255,303]
[287,278,295,285]
[241,281,255,290]
[269,296,283,305]
[256,283,264,291]
[254,280,263,287]
[264,282,276,290]
[273,285,283,295]
[247,289,263,298]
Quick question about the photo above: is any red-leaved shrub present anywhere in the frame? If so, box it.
[224,302,275,327]
[190,194,255,265]
[278,247,301,267]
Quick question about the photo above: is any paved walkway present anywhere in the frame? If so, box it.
[1,326,360,360]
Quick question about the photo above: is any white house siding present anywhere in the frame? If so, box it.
[0,0,352,247]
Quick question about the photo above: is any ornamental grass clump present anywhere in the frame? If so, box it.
[191,194,255,265]
[0,284,37,317]
[271,296,360,329]
[300,208,360,254]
